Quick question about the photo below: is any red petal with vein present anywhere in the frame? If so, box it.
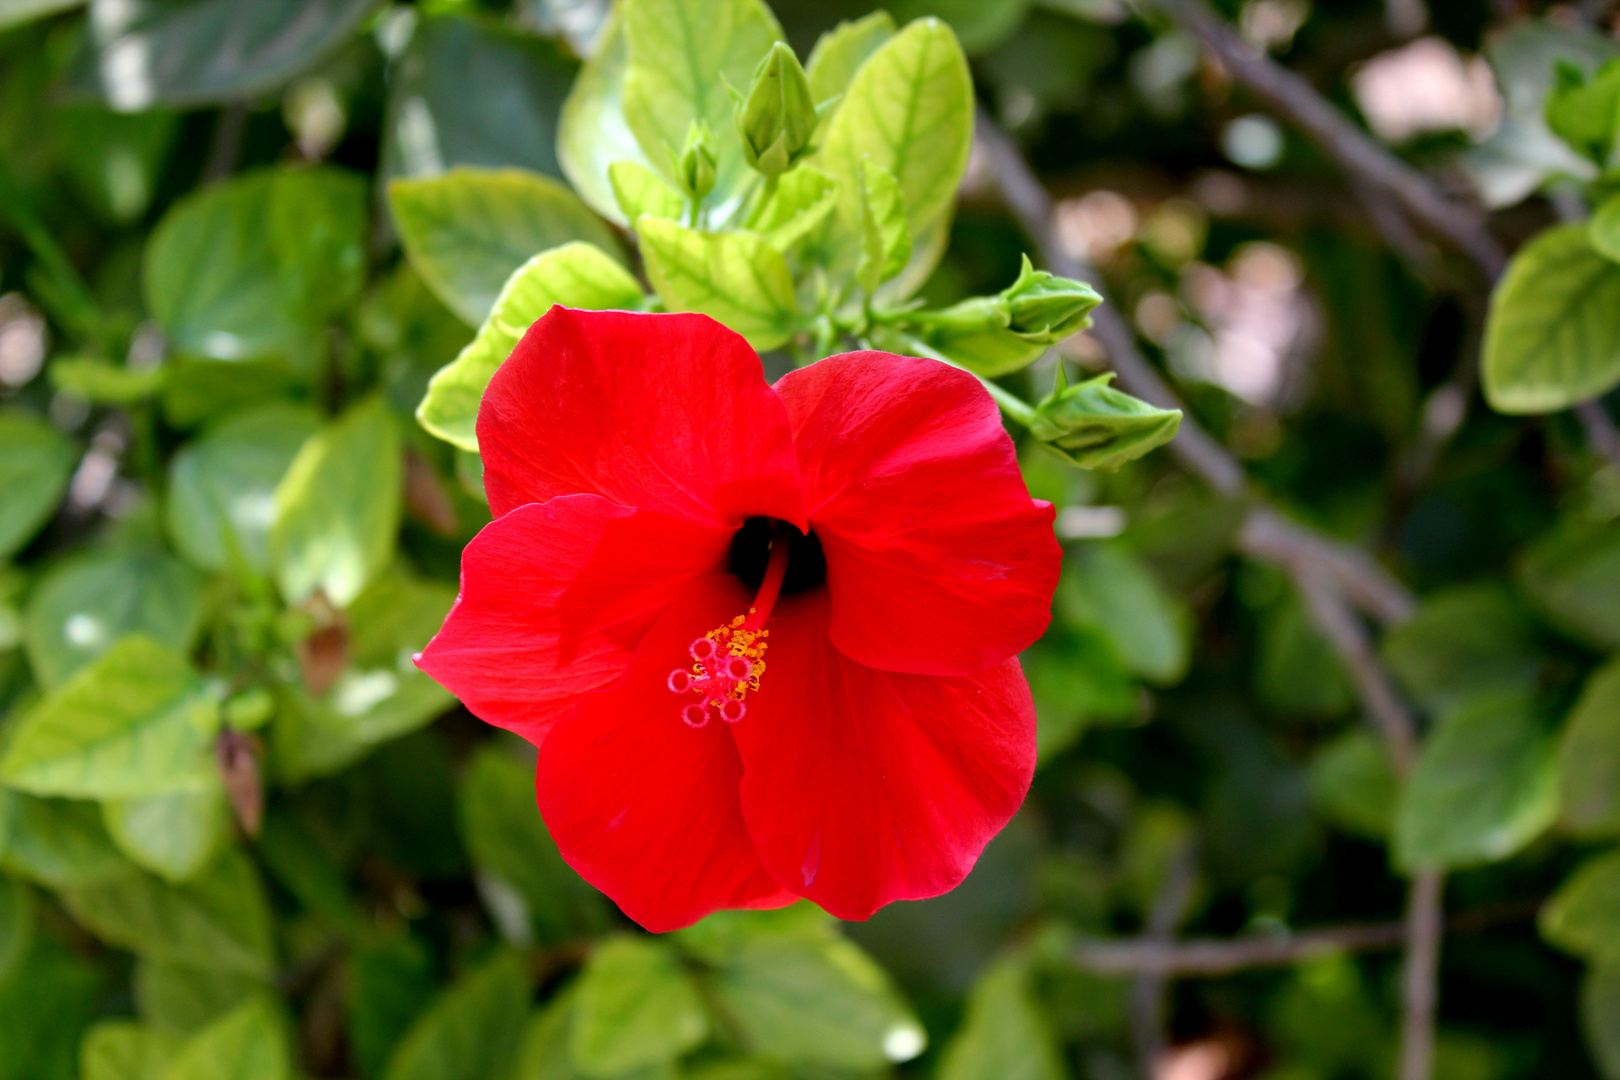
[773,351,1059,676]
[534,575,793,932]
[732,592,1037,921]
[416,495,730,744]
[478,307,805,529]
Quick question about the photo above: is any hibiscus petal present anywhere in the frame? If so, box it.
[773,350,1060,676]
[535,574,793,932]
[478,307,805,529]
[416,495,730,744]
[733,592,1037,921]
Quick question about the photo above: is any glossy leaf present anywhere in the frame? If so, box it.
[638,218,798,350]
[571,937,707,1075]
[389,168,620,326]
[1482,224,1620,414]
[1,636,220,800]
[418,242,643,451]
[383,952,529,1080]
[1560,657,1620,835]
[0,410,74,562]
[936,956,1060,1080]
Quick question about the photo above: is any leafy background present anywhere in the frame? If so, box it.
[2,1,1620,1079]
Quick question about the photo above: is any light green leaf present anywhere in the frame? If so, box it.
[0,876,33,990]
[0,410,74,562]
[24,548,203,689]
[134,959,261,1036]
[1593,192,1620,263]
[749,165,838,253]
[1584,963,1620,1080]
[571,936,707,1075]
[0,0,84,32]
[2,636,220,799]
[1541,848,1620,963]
[389,168,621,326]
[1560,657,1620,835]
[0,792,133,888]
[813,17,972,298]
[707,933,925,1069]
[1395,691,1560,872]
[384,952,530,1080]
[638,218,798,350]
[1057,541,1190,685]
[60,848,275,977]
[145,167,366,365]
[80,1020,182,1080]
[459,745,608,947]
[72,0,375,109]
[50,357,167,405]
[805,12,896,104]
[270,570,454,781]
[609,161,685,226]
[512,989,674,1080]
[1381,584,1541,714]
[1308,728,1397,840]
[103,787,230,884]
[1546,58,1620,164]
[1520,517,1620,650]
[418,242,644,451]
[855,159,910,296]
[166,404,321,575]
[160,996,289,1080]
[620,0,784,216]
[1482,223,1620,414]
[557,8,650,226]
[937,956,1060,1080]
[271,396,402,609]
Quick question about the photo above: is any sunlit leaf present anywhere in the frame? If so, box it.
[638,218,797,350]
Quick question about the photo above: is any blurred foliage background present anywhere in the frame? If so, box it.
[4,1,1620,1080]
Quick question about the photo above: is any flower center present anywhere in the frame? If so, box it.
[668,523,804,728]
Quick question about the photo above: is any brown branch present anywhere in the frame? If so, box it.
[1129,837,1201,1079]
[1399,870,1446,1080]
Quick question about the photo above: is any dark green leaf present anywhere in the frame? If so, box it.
[0,938,101,1080]
[0,876,33,990]
[0,791,133,888]
[1308,728,1397,840]
[1024,624,1136,763]
[383,952,529,1080]
[1056,542,1190,685]
[1520,516,1620,650]
[1541,849,1620,963]
[349,937,436,1080]
[1583,963,1620,1080]
[1545,58,1620,163]
[1381,584,1541,714]
[1560,657,1620,835]
[0,409,74,562]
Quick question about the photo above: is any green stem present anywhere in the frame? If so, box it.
[895,334,1039,429]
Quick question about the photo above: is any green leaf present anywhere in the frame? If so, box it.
[60,848,276,977]
[24,548,204,689]
[459,745,608,947]
[159,360,309,430]
[1541,848,1620,963]
[512,989,674,1080]
[270,570,454,781]
[80,1020,182,1080]
[638,218,798,350]
[1395,691,1560,872]
[1520,517,1620,650]
[1024,624,1136,763]
[937,956,1060,1080]
[145,167,366,365]
[2,636,220,799]
[0,939,102,1080]
[620,0,784,216]
[134,960,261,1036]
[1593,192,1620,263]
[813,17,972,298]
[855,159,910,296]
[805,12,896,104]
[1482,223,1620,414]
[1560,657,1620,835]
[890,0,1029,55]
[53,105,177,225]
[1256,593,1352,717]
[0,0,83,32]
[50,357,166,406]
[1546,58,1620,164]
[382,15,578,185]
[384,952,530,1080]
[390,167,621,326]
[166,404,321,575]
[571,936,707,1075]
[161,996,290,1080]
[418,242,644,451]
[0,792,133,888]
[749,165,838,253]
[103,788,230,884]
[72,0,375,109]
[557,7,650,226]
[271,396,402,609]
[1381,584,1541,714]
[1308,728,1397,840]
[0,876,33,990]
[609,162,685,227]
[349,937,436,1080]
[1056,542,1190,685]
[0,409,74,562]
[707,932,925,1068]
[1583,963,1620,1080]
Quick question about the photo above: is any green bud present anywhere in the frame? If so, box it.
[1029,371,1182,471]
[670,120,718,204]
[735,42,818,177]
[999,255,1102,343]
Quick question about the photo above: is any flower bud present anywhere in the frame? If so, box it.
[671,121,718,204]
[1029,372,1182,471]
[1000,255,1101,343]
[735,42,818,177]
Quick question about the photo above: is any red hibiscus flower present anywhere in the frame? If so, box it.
[417,307,1062,932]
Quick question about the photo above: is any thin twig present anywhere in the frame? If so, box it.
[1130,837,1201,1080]
[1399,870,1446,1080]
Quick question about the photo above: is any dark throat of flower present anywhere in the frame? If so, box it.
[667,520,817,729]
